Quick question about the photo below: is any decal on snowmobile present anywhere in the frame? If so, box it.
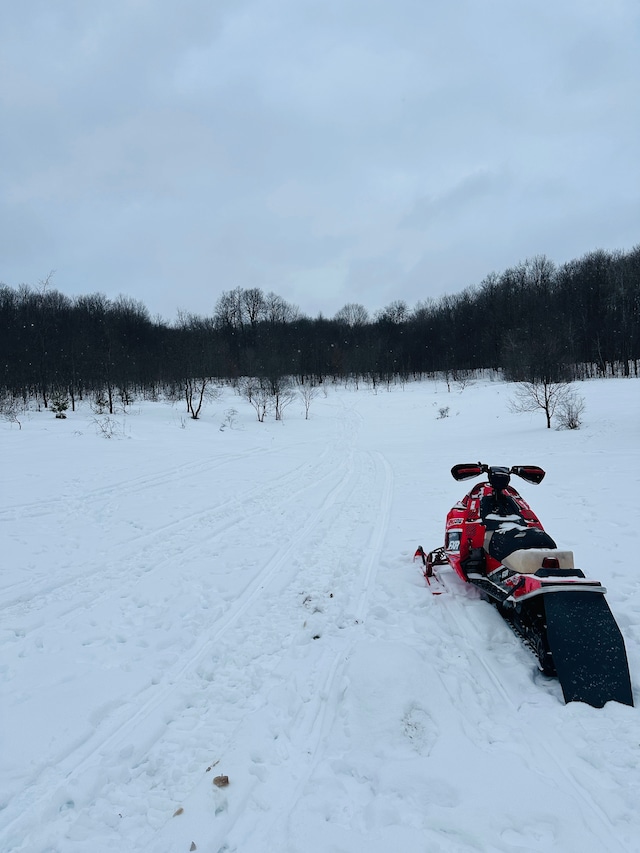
[418,463,633,708]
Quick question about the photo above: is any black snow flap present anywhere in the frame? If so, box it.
[544,592,634,708]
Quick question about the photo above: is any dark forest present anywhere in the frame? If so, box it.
[1,245,639,411]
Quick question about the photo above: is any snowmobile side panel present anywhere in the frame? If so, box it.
[543,592,633,708]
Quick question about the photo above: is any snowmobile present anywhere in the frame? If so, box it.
[416,463,633,708]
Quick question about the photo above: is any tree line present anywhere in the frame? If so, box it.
[1,245,639,410]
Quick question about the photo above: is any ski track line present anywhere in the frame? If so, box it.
[0,449,271,606]
[459,591,631,849]
[0,445,363,847]
[217,451,393,851]
[194,643,354,853]
[263,457,394,846]
[435,572,519,711]
[0,410,348,601]
[417,577,519,735]
[354,450,393,624]
[531,731,631,852]
[0,446,267,525]
[132,444,380,850]
[0,447,342,627]
[0,428,343,613]
[161,452,383,851]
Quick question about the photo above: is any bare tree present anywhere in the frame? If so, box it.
[298,383,320,419]
[509,380,577,429]
[213,288,244,329]
[454,372,475,392]
[0,395,22,429]
[242,288,266,326]
[185,377,221,419]
[376,299,409,324]
[334,303,369,326]
[271,376,296,421]
[238,377,270,422]
[264,292,299,324]
[411,298,436,322]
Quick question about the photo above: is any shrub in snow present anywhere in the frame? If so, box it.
[556,390,586,430]
[0,395,22,429]
[92,415,122,439]
[91,394,109,415]
[220,408,239,431]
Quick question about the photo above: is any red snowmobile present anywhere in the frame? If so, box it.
[417,463,633,708]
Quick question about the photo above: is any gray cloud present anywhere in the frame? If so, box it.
[1,0,638,321]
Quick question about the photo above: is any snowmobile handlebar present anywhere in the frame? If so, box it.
[451,463,545,485]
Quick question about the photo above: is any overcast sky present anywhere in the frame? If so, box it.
[2,0,639,322]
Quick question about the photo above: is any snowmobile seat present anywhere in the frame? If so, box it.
[485,525,557,563]
[502,548,575,575]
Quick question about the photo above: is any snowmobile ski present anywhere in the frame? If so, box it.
[414,546,444,594]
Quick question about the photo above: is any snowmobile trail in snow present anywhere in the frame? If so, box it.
[3,382,640,853]
[132,424,394,850]
[0,416,359,656]
[149,447,394,853]
[1,407,392,853]
[0,440,332,618]
[1,453,363,846]
[354,451,393,623]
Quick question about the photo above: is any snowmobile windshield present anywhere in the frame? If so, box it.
[480,493,521,521]
[487,467,510,493]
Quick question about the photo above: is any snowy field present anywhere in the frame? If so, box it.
[1,376,639,853]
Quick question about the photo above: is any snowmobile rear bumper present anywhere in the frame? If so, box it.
[506,582,606,604]
[469,564,606,606]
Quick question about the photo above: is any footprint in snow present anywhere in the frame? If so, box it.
[402,704,438,755]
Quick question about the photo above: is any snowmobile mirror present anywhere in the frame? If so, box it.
[510,465,545,484]
[451,463,485,481]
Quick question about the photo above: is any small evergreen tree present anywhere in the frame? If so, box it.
[51,393,69,419]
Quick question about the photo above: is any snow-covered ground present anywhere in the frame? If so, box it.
[2,377,639,853]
